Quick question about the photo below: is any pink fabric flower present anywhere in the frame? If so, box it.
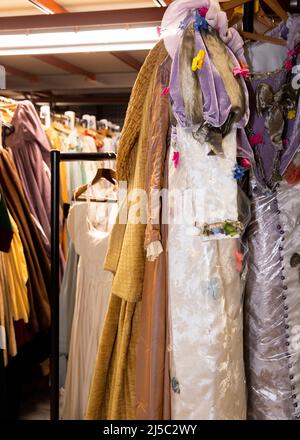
[162,86,170,97]
[235,250,243,273]
[249,133,263,146]
[156,26,161,37]
[198,7,209,17]
[285,59,293,72]
[288,49,296,57]
[240,158,251,169]
[172,151,180,169]
[233,67,249,77]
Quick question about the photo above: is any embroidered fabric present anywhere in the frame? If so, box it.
[167,125,247,419]
[245,176,300,420]
[244,14,300,420]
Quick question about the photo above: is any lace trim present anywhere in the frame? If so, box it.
[146,240,164,262]
[248,67,285,80]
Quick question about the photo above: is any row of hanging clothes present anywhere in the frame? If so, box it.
[0,98,54,419]
[60,167,119,420]
[0,95,120,419]
[58,0,300,421]
[41,108,119,260]
[43,109,121,419]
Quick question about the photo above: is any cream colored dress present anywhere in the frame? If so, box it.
[168,125,246,420]
[62,197,117,420]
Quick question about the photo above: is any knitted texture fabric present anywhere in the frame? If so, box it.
[116,39,167,182]
[104,40,168,303]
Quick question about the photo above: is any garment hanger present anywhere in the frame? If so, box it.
[240,30,287,44]
[222,0,288,45]
[222,0,288,18]
[263,0,288,20]
[228,2,278,30]
[73,168,117,201]
[255,3,278,29]
[52,121,71,135]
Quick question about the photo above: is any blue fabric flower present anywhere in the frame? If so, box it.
[233,164,246,181]
[194,12,209,32]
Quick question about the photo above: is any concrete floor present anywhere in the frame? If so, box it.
[19,377,50,420]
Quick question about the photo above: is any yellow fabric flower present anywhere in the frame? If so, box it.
[288,109,296,120]
[192,49,205,71]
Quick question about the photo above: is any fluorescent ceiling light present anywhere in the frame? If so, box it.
[152,0,167,5]
[0,27,159,56]
[27,0,54,15]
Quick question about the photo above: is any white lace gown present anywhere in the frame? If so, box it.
[62,199,117,420]
[168,125,246,420]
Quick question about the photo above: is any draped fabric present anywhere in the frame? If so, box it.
[0,148,50,334]
[5,101,52,252]
[86,41,168,420]
[136,155,171,420]
[5,101,65,278]
[244,15,300,420]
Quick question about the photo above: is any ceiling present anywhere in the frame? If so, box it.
[6,1,295,105]
[0,1,168,104]
[0,0,159,16]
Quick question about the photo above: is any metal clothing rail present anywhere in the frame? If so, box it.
[50,150,117,421]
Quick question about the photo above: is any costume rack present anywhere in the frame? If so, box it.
[50,150,117,421]
[48,1,260,422]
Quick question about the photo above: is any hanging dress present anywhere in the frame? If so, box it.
[62,194,117,420]
[166,7,250,420]
[243,15,300,420]
[168,125,247,420]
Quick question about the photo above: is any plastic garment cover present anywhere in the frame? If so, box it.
[244,175,300,420]
[243,15,300,419]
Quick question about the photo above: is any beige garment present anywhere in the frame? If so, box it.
[136,57,172,420]
[104,40,169,304]
[144,56,171,251]
[86,41,168,420]
[86,296,141,420]
[62,201,116,420]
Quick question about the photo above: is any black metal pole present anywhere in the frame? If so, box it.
[50,149,60,421]
[60,151,116,162]
[243,0,254,33]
